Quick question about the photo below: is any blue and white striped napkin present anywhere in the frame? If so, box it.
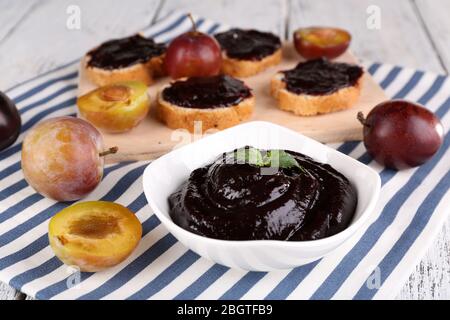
[0,11,448,300]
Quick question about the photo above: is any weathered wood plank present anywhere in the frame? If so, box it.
[0,0,39,43]
[397,220,450,300]
[0,282,23,300]
[288,0,444,73]
[158,0,287,36]
[0,0,162,89]
[415,0,450,73]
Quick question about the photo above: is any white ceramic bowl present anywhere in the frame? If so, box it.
[142,121,380,271]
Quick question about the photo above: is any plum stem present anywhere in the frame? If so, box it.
[99,146,118,157]
[187,13,197,33]
[357,112,367,126]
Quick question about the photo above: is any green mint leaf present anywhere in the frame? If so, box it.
[266,150,302,170]
[232,147,304,171]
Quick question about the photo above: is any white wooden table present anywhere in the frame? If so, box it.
[1,0,449,300]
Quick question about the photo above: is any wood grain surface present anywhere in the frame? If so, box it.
[0,0,448,300]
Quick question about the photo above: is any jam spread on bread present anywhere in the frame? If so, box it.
[215,29,281,60]
[169,147,357,241]
[161,75,252,108]
[281,58,363,95]
[87,34,166,70]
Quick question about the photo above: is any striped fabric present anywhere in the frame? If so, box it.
[0,11,449,300]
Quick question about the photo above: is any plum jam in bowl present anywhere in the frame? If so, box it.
[142,121,380,271]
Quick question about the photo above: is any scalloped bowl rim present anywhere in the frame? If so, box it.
[143,121,380,249]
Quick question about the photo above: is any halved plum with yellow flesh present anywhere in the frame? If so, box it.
[77,81,150,133]
[293,27,351,60]
[49,201,142,272]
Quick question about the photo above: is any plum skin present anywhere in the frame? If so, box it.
[362,100,444,170]
[21,116,104,201]
[164,31,222,79]
[0,91,21,151]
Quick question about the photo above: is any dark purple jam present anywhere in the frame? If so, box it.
[87,34,166,70]
[169,148,357,241]
[215,29,281,61]
[161,75,252,109]
[282,58,363,95]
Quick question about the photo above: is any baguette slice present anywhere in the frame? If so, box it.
[156,83,255,133]
[83,54,164,87]
[221,48,282,78]
[271,71,363,116]
[83,34,166,87]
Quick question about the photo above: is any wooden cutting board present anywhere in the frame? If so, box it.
[77,43,387,163]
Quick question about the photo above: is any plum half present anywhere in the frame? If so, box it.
[293,27,351,60]
[49,201,142,272]
[77,81,150,133]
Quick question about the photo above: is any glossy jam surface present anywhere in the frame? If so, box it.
[169,149,358,241]
[87,34,166,69]
[282,58,363,95]
[215,29,281,60]
[162,75,252,109]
